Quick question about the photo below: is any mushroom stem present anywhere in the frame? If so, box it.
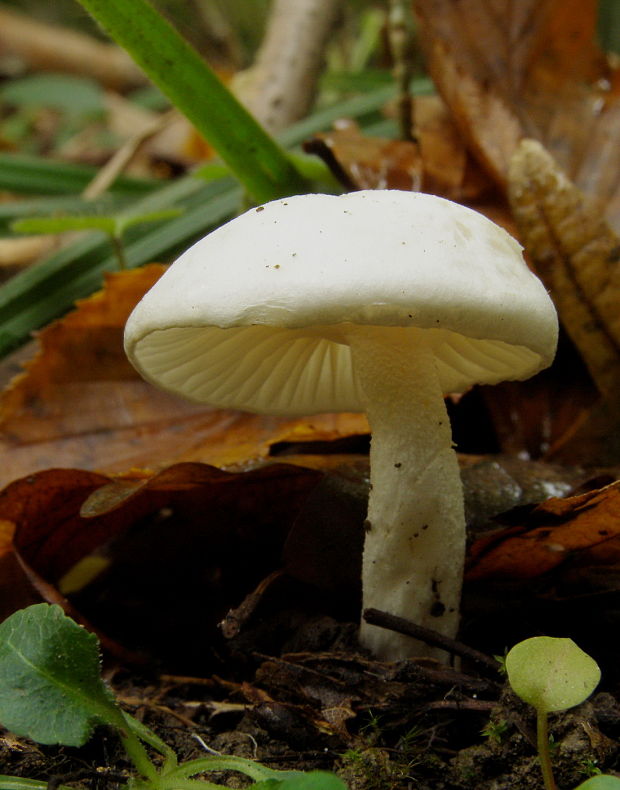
[347,326,465,661]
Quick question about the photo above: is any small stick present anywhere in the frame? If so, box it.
[387,0,416,142]
[426,698,496,713]
[363,608,501,675]
[234,0,343,133]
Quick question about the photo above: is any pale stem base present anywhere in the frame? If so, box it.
[348,328,465,661]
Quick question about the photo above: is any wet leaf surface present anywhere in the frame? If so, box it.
[467,480,620,582]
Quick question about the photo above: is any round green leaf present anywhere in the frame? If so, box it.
[277,772,349,790]
[505,636,601,713]
[577,777,620,790]
[252,773,348,790]
[0,604,121,746]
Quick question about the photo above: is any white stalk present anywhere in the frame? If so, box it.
[347,326,465,661]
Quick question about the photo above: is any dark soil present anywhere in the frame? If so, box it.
[2,590,620,790]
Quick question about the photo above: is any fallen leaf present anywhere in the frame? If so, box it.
[304,97,496,204]
[413,94,495,202]
[466,480,620,581]
[0,468,126,582]
[0,462,323,668]
[0,264,368,487]
[0,519,14,558]
[253,656,358,743]
[480,339,598,460]
[509,139,620,400]
[414,0,620,230]
[304,120,424,192]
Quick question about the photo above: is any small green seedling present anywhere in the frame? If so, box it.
[577,778,620,790]
[0,604,347,790]
[505,636,620,790]
[11,209,181,270]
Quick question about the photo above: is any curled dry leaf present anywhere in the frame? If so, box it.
[466,479,620,581]
[0,264,367,488]
[304,97,495,203]
[250,656,358,744]
[509,139,620,400]
[414,0,620,230]
[507,138,620,462]
[303,120,424,192]
[412,94,496,202]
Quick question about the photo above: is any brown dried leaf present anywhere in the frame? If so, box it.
[414,0,620,230]
[304,97,495,203]
[0,462,323,665]
[253,656,357,742]
[508,139,620,400]
[0,265,367,487]
[466,480,620,581]
[413,94,494,201]
[304,121,424,192]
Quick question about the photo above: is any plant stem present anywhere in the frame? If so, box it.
[117,723,161,785]
[74,0,309,203]
[109,233,128,270]
[121,711,178,772]
[537,709,558,790]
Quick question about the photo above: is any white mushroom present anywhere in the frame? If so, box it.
[124,190,558,661]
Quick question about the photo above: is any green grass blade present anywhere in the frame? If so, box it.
[75,0,309,202]
[12,216,117,235]
[0,178,240,355]
[0,778,76,790]
[11,209,183,237]
[0,195,122,237]
[0,152,157,196]
[0,79,435,357]
[278,77,434,148]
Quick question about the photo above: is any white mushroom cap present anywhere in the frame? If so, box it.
[124,190,558,415]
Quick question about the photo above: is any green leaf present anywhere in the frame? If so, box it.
[74,0,308,203]
[577,777,620,790]
[11,209,183,238]
[0,74,103,118]
[0,177,240,356]
[12,215,117,236]
[0,152,157,196]
[0,79,433,358]
[505,637,601,713]
[251,773,349,790]
[168,756,347,790]
[0,778,76,790]
[258,772,348,790]
[116,209,184,235]
[0,604,123,746]
[0,195,124,237]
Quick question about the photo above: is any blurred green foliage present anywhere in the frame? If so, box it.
[598,0,620,54]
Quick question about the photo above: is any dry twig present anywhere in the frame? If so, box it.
[0,3,146,90]
[234,0,344,133]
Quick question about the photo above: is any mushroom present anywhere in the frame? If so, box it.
[124,190,558,661]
